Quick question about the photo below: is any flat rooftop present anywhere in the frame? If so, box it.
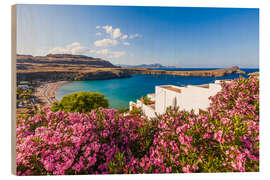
[193,84,210,89]
[162,86,182,93]
[215,79,232,84]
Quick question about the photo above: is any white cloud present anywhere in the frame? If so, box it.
[121,34,128,40]
[96,25,123,39]
[96,25,141,40]
[102,25,121,39]
[92,48,125,58]
[112,28,122,39]
[94,38,118,47]
[71,46,88,54]
[47,40,126,59]
[129,33,141,39]
[95,49,110,56]
[110,51,125,58]
[66,42,81,49]
[123,42,130,46]
[48,42,88,55]
[48,47,69,54]
[96,32,102,36]
[102,25,113,35]
[89,49,95,54]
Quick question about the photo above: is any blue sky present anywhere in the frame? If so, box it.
[16,5,259,68]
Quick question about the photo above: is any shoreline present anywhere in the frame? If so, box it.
[31,69,258,110]
[34,81,70,107]
[31,68,257,108]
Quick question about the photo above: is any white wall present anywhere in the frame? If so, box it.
[179,86,212,114]
[129,100,156,118]
[155,83,222,115]
[129,101,136,111]
[141,104,156,118]
[147,93,155,101]
[155,85,183,115]
[131,82,222,117]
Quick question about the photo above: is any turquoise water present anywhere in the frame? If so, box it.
[56,68,258,109]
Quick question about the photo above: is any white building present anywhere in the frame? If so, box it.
[129,80,226,118]
[18,84,32,89]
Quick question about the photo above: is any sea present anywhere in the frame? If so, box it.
[55,68,259,109]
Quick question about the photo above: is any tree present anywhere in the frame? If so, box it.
[52,91,109,113]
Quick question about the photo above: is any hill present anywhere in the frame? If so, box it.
[17,54,118,71]
[16,54,129,81]
[16,54,245,82]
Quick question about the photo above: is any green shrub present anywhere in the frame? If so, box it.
[117,107,129,114]
[141,95,151,105]
[52,91,109,113]
[129,106,143,117]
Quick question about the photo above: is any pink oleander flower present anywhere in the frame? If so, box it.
[16,76,259,175]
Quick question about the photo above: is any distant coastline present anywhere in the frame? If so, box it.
[123,66,245,77]
[116,63,177,69]
[17,54,246,82]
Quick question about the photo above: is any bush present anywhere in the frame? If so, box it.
[16,87,33,100]
[16,107,156,175]
[141,95,154,105]
[16,76,259,175]
[129,106,143,117]
[117,108,129,114]
[52,91,109,113]
[130,76,259,173]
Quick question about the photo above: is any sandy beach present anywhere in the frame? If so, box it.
[34,81,69,106]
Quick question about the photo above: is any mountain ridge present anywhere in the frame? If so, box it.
[16,54,118,70]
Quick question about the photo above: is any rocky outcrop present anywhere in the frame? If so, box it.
[123,66,245,77]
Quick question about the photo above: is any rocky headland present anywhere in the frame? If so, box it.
[16,54,245,82]
[125,66,245,77]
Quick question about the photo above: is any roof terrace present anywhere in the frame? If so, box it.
[193,84,210,89]
[162,86,182,93]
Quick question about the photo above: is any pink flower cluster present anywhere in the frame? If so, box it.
[16,76,259,175]
[16,107,152,175]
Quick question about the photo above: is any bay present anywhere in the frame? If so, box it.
[56,68,258,109]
